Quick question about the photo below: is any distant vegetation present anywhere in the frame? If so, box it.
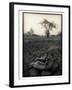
[25,28,34,36]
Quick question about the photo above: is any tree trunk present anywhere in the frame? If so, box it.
[46,30,49,38]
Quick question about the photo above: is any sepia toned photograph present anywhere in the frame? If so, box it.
[23,12,62,77]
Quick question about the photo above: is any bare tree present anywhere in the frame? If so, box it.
[40,19,56,38]
[27,28,34,36]
[30,28,34,35]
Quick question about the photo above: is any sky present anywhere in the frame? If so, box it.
[23,13,62,36]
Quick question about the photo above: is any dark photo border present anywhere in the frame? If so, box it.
[9,2,70,88]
